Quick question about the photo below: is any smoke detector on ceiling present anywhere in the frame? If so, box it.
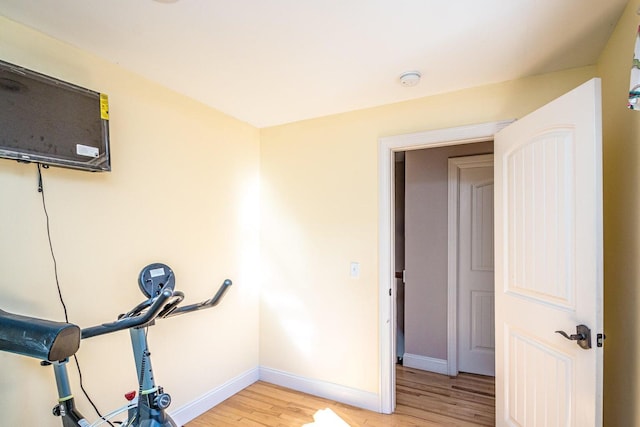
[399,71,421,87]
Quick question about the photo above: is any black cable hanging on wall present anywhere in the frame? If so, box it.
[36,163,115,427]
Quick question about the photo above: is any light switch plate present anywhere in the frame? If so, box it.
[350,262,360,278]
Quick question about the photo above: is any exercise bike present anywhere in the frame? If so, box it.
[0,263,232,427]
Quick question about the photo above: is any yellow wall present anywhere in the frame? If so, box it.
[260,66,597,394]
[598,1,640,425]
[0,17,260,426]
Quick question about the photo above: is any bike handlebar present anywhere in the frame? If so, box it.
[80,279,232,340]
[81,289,173,339]
[164,279,232,317]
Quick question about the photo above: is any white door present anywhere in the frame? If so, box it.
[456,157,495,376]
[494,78,603,426]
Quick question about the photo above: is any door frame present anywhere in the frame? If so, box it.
[447,154,494,377]
[377,120,513,413]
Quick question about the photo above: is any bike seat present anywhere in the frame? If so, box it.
[0,309,80,362]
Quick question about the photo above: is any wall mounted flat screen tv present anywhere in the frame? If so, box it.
[0,60,110,172]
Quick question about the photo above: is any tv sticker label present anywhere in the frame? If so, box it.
[76,144,99,158]
[100,93,109,120]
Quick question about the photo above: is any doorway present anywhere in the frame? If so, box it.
[377,120,512,413]
[396,147,494,377]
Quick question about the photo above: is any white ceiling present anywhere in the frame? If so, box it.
[0,0,629,127]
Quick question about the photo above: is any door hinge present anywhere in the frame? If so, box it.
[597,333,606,348]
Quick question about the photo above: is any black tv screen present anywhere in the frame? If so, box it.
[0,60,110,172]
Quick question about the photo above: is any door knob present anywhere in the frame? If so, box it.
[555,324,591,349]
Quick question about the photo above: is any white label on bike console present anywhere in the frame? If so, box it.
[78,419,90,427]
[150,267,165,277]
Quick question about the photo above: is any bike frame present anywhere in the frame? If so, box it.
[128,326,176,427]
[53,325,176,427]
[52,361,89,427]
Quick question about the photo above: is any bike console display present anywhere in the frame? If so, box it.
[138,263,175,298]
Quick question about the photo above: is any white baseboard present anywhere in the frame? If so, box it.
[259,366,381,413]
[169,367,259,425]
[169,366,383,424]
[403,353,448,375]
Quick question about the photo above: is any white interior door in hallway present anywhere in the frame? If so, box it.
[450,155,495,377]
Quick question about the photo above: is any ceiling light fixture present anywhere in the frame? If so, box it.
[399,71,421,87]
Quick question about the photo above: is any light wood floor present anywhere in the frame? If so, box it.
[187,366,495,426]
